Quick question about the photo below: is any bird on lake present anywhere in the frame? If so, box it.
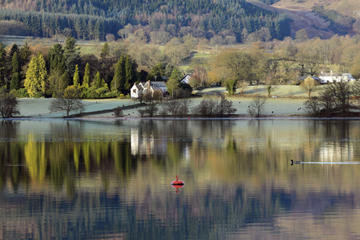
[290,160,301,165]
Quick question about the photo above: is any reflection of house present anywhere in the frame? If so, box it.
[319,72,355,84]
[319,143,353,162]
[130,128,167,156]
[130,81,167,99]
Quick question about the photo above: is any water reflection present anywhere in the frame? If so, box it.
[0,120,360,239]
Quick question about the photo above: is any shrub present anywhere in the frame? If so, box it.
[114,107,123,117]
[9,88,28,98]
[161,99,191,116]
[215,96,236,115]
[248,97,266,118]
[192,99,217,116]
[0,92,19,118]
[192,96,236,116]
[138,104,158,117]
[304,97,321,115]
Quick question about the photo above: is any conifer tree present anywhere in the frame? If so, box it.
[24,54,48,97]
[82,63,90,88]
[48,43,65,74]
[19,42,31,67]
[73,64,80,86]
[10,52,20,90]
[64,37,80,76]
[124,55,137,92]
[100,43,110,59]
[111,56,125,93]
[0,44,6,88]
[166,68,182,98]
[93,71,106,89]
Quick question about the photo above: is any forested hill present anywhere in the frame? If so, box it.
[0,0,291,43]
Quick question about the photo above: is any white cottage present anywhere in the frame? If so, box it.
[180,74,191,84]
[130,81,167,99]
[130,83,145,99]
[319,71,356,84]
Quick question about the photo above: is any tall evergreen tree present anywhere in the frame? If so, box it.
[111,56,125,93]
[24,54,48,97]
[82,62,91,88]
[19,42,31,67]
[100,43,110,59]
[48,43,65,74]
[93,71,106,89]
[124,55,137,92]
[73,64,80,86]
[10,52,20,90]
[0,44,7,88]
[64,37,80,77]
[166,68,182,98]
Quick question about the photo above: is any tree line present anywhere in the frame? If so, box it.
[0,0,291,43]
[0,37,185,99]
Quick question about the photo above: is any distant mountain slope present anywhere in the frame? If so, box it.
[0,0,291,43]
[270,0,360,37]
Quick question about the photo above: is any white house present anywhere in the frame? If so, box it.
[130,83,145,99]
[180,74,191,84]
[130,81,167,99]
[319,71,356,84]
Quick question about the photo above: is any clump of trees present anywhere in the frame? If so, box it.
[161,100,191,116]
[191,95,236,116]
[304,82,357,116]
[0,38,173,100]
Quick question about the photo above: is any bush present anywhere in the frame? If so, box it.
[192,96,236,116]
[9,88,28,98]
[303,82,352,116]
[304,97,321,115]
[114,107,123,117]
[138,104,158,117]
[161,99,191,116]
[248,97,266,118]
[0,92,19,118]
[192,99,217,116]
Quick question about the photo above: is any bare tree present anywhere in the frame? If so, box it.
[0,93,19,118]
[301,77,318,98]
[49,86,84,117]
[248,97,266,118]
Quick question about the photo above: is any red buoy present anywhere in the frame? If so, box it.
[171,176,184,186]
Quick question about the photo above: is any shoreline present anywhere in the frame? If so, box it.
[4,115,360,121]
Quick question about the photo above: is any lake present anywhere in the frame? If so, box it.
[0,119,359,240]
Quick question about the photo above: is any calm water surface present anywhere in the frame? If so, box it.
[0,119,360,240]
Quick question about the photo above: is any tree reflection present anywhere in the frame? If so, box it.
[1,120,360,239]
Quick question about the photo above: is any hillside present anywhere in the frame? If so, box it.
[0,0,291,43]
[270,0,360,37]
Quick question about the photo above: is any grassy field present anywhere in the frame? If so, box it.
[195,85,324,98]
[17,98,135,117]
[15,85,318,118]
